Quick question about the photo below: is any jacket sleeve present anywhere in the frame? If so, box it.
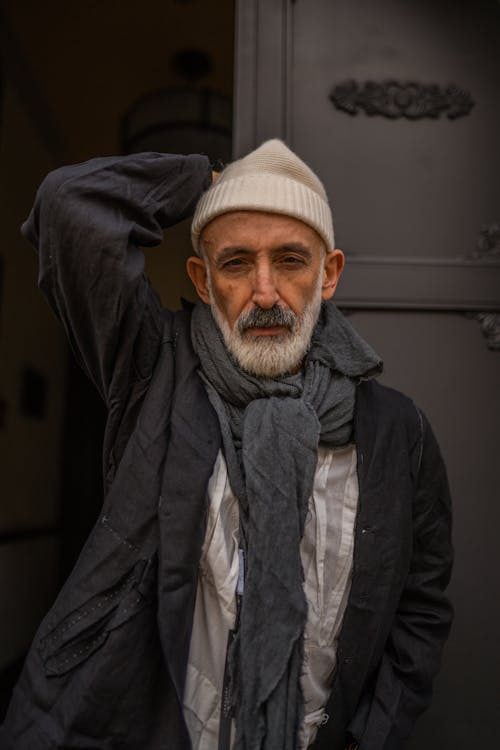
[22,151,212,404]
[348,412,454,750]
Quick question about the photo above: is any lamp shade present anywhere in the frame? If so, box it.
[121,87,232,165]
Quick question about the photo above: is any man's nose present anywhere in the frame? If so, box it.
[251,265,280,309]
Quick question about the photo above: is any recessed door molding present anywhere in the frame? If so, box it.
[234,0,500,335]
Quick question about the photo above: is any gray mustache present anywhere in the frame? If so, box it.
[238,305,297,333]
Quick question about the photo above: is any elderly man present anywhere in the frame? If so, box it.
[1,141,453,750]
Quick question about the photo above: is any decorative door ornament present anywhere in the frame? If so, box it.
[330,80,474,120]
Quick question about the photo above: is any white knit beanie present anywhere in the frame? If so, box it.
[191,139,334,254]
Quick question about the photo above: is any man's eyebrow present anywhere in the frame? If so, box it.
[213,246,254,265]
[274,243,313,259]
[213,243,314,265]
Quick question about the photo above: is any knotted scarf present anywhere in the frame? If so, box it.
[191,299,382,750]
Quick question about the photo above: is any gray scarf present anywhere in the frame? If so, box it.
[191,300,381,750]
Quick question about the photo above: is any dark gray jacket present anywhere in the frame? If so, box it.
[0,153,453,750]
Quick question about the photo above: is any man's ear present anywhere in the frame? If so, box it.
[321,249,345,301]
[186,256,210,304]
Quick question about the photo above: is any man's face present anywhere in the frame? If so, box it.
[187,211,344,377]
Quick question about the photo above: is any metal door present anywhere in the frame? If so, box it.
[234,1,500,746]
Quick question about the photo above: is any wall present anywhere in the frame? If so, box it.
[0,80,65,671]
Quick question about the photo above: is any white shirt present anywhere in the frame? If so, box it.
[183,444,359,749]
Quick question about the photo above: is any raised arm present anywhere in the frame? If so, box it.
[23,151,212,403]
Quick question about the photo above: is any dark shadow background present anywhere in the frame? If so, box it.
[0,0,235,717]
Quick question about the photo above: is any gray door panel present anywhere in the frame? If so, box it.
[234,1,500,746]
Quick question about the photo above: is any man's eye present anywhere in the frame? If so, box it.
[280,256,304,265]
[223,258,246,269]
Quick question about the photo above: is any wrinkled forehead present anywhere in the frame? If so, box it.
[199,209,326,258]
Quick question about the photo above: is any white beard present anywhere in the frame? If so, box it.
[208,269,324,378]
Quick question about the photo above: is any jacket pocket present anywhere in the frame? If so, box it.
[38,554,156,677]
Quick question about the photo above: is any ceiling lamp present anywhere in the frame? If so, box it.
[121,49,232,166]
